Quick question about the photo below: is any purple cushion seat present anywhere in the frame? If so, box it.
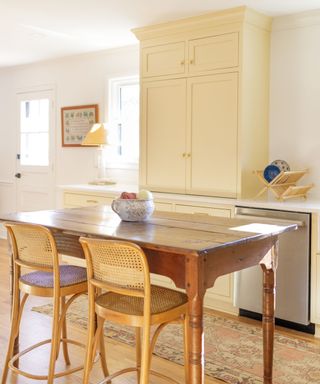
[20,265,87,288]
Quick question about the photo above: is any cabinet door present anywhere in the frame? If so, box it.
[188,32,238,74]
[141,79,187,193]
[142,42,185,78]
[186,73,238,197]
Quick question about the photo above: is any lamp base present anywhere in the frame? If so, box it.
[88,179,116,186]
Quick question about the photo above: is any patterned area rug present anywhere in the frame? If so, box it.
[32,296,320,384]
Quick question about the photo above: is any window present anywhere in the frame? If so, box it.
[20,98,50,166]
[108,76,139,167]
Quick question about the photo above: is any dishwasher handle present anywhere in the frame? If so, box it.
[234,214,305,227]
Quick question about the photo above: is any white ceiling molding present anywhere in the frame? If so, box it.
[272,9,320,30]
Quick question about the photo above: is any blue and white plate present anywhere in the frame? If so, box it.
[263,164,281,183]
[271,159,290,172]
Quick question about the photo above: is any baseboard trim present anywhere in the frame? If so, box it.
[0,224,7,239]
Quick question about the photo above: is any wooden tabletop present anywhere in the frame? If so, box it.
[0,206,297,255]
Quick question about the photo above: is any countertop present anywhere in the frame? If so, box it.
[58,184,320,213]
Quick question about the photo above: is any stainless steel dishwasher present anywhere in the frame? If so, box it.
[234,206,313,333]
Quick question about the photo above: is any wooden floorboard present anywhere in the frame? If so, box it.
[0,238,317,383]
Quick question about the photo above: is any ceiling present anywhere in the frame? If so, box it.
[1,0,320,69]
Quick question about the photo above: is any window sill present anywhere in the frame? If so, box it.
[108,161,139,171]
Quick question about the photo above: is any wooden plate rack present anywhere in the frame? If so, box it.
[254,169,313,201]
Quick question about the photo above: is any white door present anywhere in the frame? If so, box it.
[15,89,55,211]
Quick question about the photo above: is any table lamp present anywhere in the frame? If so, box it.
[82,123,116,185]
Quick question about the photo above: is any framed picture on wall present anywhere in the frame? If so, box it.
[61,104,99,147]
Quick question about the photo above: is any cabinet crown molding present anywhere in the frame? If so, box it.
[132,6,271,41]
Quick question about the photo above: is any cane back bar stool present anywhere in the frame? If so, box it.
[80,237,190,384]
[1,223,88,384]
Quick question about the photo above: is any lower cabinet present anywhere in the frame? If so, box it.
[175,203,231,218]
[63,191,115,208]
[311,213,320,337]
[169,201,237,314]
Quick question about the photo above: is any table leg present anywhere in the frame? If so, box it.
[186,255,205,384]
[261,248,277,384]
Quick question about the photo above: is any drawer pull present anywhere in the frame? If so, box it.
[86,200,98,204]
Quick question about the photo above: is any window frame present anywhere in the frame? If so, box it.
[107,75,140,170]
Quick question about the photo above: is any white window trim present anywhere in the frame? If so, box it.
[107,75,139,170]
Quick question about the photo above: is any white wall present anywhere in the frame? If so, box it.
[270,10,320,197]
[0,45,139,213]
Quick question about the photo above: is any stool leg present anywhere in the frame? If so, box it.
[61,296,71,365]
[1,284,21,384]
[98,317,109,378]
[83,288,96,384]
[47,296,61,384]
[135,327,141,382]
[139,320,151,384]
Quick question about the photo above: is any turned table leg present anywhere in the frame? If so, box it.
[186,255,206,384]
[261,242,278,384]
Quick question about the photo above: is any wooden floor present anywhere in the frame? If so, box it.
[0,238,318,383]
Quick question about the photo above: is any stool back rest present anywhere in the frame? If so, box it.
[80,237,150,298]
[5,223,58,272]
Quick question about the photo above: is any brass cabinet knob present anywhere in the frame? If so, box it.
[180,60,185,65]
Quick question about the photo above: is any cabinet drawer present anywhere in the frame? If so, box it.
[64,193,113,208]
[188,32,239,73]
[175,204,231,217]
[142,42,185,77]
[154,201,174,212]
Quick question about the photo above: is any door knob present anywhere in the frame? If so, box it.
[15,173,21,179]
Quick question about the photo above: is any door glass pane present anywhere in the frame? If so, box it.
[20,98,49,166]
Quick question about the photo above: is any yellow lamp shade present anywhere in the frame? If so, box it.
[82,123,109,146]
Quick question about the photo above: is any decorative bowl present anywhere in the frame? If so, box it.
[111,198,155,221]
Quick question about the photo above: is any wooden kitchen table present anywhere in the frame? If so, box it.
[0,206,297,384]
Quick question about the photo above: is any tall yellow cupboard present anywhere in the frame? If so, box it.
[133,6,271,198]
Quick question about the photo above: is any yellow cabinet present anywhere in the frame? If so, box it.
[175,203,231,218]
[187,73,238,197]
[150,199,236,314]
[154,201,174,212]
[188,32,239,74]
[142,41,186,78]
[141,72,238,197]
[63,192,114,208]
[141,79,186,192]
[141,32,238,78]
[173,202,236,314]
[134,7,271,199]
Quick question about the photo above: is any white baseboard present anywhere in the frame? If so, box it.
[0,223,7,239]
